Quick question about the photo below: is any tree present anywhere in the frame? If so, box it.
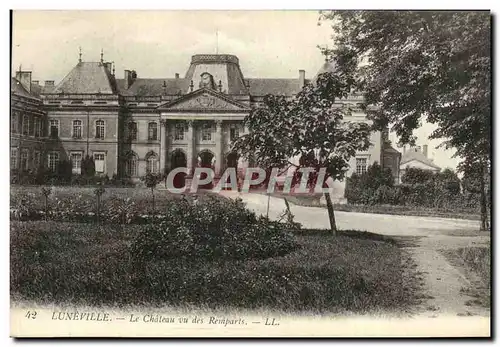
[233,71,371,234]
[141,172,162,217]
[320,11,491,230]
[81,155,95,182]
[401,167,435,185]
[57,159,73,184]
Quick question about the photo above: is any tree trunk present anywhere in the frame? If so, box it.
[151,188,155,219]
[97,196,100,225]
[479,164,489,231]
[266,193,271,219]
[323,191,337,235]
[44,196,48,221]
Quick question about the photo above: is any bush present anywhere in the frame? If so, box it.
[130,196,300,261]
[345,163,394,204]
[401,167,435,184]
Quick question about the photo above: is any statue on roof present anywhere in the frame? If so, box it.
[199,72,216,90]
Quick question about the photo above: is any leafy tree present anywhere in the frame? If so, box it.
[57,159,72,184]
[141,172,162,217]
[320,11,491,230]
[401,167,436,185]
[233,72,371,234]
[81,155,95,180]
[358,162,394,190]
[345,163,394,205]
[435,168,461,196]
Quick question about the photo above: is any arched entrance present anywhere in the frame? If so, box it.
[197,150,214,189]
[223,151,239,190]
[170,149,187,188]
[226,151,238,170]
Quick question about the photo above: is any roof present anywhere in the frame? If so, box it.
[116,78,188,96]
[313,60,337,81]
[115,77,310,97]
[29,83,55,97]
[52,62,115,94]
[246,78,310,96]
[383,143,401,155]
[11,78,34,99]
[401,149,441,170]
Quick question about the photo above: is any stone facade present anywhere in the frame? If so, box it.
[10,53,400,196]
[10,72,46,173]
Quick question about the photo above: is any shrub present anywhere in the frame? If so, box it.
[401,167,435,185]
[345,163,394,204]
[130,196,300,261]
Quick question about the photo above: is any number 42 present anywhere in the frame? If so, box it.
[25,311,37,319]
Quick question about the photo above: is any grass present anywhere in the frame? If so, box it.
[10,221,419,315]
[441,247,491,308]
[263,191,480,221]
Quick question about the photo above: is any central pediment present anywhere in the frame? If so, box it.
[158,88,251,113]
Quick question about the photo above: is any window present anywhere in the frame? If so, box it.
[11,113,18,133]
[29,115,35,136]
[146,153,158,173]
[95,120,105,139]
[22,115,29,135]
[70,152,83,174]
[125,153,138,177]
[49,119,59,138]
[128,122,137,141]
[10,148,17,169]
[174,123,185,141]
[37,119,44,137]
[355,158,368,175]
[148,122,158,140]
[48,152,59,172]
[33,118,39,137]
[93,152,105,173]
[230,126,240,142]
[20,149,29,171]
[201,123,212,141]
[33,150,41,169]
[73,120,82,139]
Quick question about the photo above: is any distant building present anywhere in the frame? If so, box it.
[10,52,399,196]
[10,72,46,173]
[400,144,441,179]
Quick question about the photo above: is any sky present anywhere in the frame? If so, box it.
[11,10,460,171]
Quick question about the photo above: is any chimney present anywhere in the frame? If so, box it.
[423,144,428,158]
[15,71,32,93]
[175,73,179,79]
[124,69,137,89]
[45,80,54,87]
[403,145,406,153]
[104,62,112,73]
[299,69,305,89]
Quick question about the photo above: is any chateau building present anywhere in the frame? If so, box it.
[10,53,400,197]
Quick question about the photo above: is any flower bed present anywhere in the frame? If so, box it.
[10,186,219,224]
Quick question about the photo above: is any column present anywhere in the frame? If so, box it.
[186,120,194,176]
[160,120,167,175]
[214,120,223,176]
[243,124,253,168]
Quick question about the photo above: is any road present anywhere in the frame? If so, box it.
[219,191,491,319]
[219,191,481,237]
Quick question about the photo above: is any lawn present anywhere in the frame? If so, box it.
[10,221,418,315]
[441,247,491,308]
